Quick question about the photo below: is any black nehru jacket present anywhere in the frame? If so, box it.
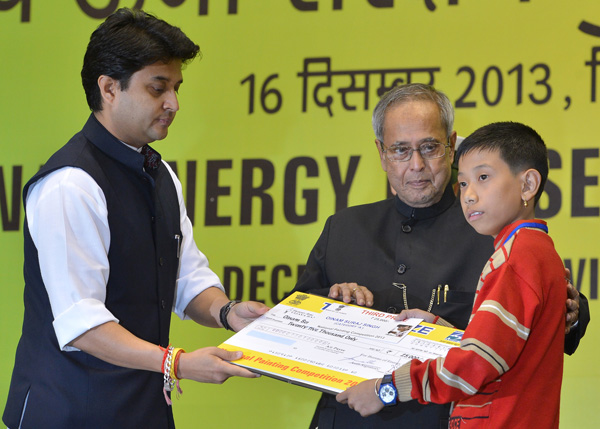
[4,115,181,429]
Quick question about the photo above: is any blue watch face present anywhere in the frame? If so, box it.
[379,383,397,404]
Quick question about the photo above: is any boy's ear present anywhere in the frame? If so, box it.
[521,168,542,202]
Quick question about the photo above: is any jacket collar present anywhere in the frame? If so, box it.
[81,114,160,176]
[394,183,456,222]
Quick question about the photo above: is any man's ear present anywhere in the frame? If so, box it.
[448,130,458,150]
[521,168,542,202]
[375,139,387,172]
[97,75,119,107]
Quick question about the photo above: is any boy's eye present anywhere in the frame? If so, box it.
[479,174,488,181]
[458,181,467,188]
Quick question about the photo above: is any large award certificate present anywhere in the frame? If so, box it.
[219,292,464,394]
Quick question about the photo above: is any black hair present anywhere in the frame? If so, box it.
[455,121,549,205]
[81,8,200,111]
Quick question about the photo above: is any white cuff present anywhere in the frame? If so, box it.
[53,298,119,350]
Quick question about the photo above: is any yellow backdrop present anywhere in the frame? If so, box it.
[1,1,597,427]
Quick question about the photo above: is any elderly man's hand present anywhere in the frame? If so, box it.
[328,283,374,307]
[565,269,580,334]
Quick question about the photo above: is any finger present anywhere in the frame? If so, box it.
[395,310,410,320]
[354,287,374,307]
[395,309,424,320]
[564,305,578,334]
[566,282,577,299]
[245,301,271,316]
[227,365,261,379]
[214,347,243,362]
[328,284,343,299]
[340,283,358,304]
[565,302,578,319]
[564,267,572,282]
[209,362,261,383]
[234,301,270,320]
[565,315,575,334]
[362,288,374,307]
[353,287,367,306]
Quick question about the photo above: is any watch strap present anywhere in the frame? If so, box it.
[219,300,241,331]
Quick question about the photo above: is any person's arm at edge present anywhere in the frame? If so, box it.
[397,286,590,356]
[565,286,589,355]
[69,321,164,372]
[69,286,267,384]
[69,318,258,383]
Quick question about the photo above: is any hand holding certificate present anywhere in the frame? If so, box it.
[219,292,463,394]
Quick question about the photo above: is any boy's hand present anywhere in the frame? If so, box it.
[336,379,384,417]
[395,308,436,323]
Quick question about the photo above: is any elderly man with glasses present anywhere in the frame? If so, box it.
[291,83,589,429]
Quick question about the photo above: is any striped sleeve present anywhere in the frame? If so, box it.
[394,262,542,404]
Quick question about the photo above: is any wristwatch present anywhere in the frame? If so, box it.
[378,374,398,406]
[219,300,241,331]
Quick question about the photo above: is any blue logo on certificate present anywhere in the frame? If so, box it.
[445,331,463,342]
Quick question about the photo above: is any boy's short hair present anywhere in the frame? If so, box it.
[455,121,549,204]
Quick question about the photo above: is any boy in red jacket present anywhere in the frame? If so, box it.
[338,121,566,428]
